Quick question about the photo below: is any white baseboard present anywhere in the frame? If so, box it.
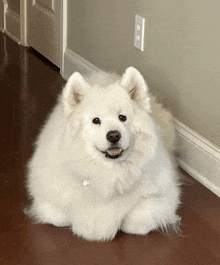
[62,48,99,80]
[174,119,220,197]
[4,8,20,43]
[62,48,220,197]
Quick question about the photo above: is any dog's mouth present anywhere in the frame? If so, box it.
[102,147,123,159]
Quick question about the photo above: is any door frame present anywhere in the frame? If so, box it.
[61,0,67,75]
[20,0,28,46]
[19,0,67,72]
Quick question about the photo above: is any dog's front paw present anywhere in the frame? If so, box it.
[71,210,120,242]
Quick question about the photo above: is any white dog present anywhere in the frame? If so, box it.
[26,67,181,241]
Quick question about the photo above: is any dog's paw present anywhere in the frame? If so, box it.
[27,201,71,227]
[71,209,120,242]
[121,217,157,235]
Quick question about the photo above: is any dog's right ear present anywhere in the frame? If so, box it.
[121,67,151,112]
[62,72,89,116]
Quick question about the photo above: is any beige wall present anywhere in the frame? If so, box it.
[67,0,220,148]
[8,0,20,15]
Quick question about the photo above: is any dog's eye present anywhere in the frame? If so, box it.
[92,117,101,125]
[119,115,127,122]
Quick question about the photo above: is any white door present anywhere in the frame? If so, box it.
[27,0,62,67]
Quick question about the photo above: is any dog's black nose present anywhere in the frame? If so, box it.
[106,130,121,143]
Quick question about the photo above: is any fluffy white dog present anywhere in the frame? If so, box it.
[26,67,181,241]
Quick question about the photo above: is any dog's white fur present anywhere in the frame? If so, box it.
[26,67,181,241]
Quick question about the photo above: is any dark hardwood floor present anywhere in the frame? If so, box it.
[0,32,220,265]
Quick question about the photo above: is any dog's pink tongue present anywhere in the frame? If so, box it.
[107,149,121,156]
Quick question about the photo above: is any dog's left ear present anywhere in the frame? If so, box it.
[121,67,151,112]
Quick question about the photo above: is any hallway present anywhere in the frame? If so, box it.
[0,33,220,265]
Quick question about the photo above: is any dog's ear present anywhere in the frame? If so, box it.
[121,67,151,112]
[62,72,89,116]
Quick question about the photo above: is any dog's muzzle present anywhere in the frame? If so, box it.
[103,130,123,159]
[102,147,123,159]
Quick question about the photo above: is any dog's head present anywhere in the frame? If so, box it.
[62,67,155,162]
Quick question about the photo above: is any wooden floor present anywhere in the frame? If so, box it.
[0,32,220,265]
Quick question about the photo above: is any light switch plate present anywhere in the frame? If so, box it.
[134,15,145,51]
